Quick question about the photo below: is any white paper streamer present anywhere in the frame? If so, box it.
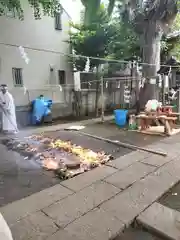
[23,86,27,95]
[19,46,30,64]
[25,57,30,64]
[74,72,81,91]
[124,86,130,103]
[58,85,62,92]
[85,57,90,72]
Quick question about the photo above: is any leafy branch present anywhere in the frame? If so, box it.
[0,0,62,19]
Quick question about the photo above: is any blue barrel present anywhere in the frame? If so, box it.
[114,109,128,127]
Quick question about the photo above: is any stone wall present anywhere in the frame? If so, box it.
[0,102,73,128]
[0,87,128,127]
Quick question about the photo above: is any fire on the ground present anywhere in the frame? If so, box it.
[4,135,113,179]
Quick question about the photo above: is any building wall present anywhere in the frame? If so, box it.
[0,0,73,106]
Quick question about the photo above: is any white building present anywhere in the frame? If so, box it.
[0,1,73,125]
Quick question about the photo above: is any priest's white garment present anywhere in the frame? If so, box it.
[0,91,17,132]
[0,213,13,240]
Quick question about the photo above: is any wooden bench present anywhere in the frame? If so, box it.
[140,111,180,117]
[136,114,177,136]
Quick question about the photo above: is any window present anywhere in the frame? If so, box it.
[12,68,23,86]
[55,12,62,30]
[58,70,65,85]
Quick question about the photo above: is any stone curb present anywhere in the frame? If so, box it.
[137,202,180,240]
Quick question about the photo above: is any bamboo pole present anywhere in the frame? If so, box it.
[66,130,167,157]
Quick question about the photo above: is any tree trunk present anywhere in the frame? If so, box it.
[83,0,101,25]
[139,21,162,109]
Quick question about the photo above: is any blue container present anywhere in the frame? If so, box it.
[114,109,128,127]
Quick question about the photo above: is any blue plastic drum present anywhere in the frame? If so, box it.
[114,109,128,127]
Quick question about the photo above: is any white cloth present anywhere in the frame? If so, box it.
[0,92,17,132]
[145,99,161,112]
[169,89,177,100]
[0,213,13,240]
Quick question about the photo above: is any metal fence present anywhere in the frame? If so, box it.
[10,75,164,118]
[71,76,140,116]
[72,74,165,117]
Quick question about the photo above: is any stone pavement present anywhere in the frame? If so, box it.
[1,133,180,240]
[137,202,180,240]
[0,114,161,208]
[22,115,114,136]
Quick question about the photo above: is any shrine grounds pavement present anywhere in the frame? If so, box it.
[1,116,180,239]
[0,116,163,207]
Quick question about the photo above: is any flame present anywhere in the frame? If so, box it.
[42,158,59,170]
[18,134,112,177]
[50,139,109,165]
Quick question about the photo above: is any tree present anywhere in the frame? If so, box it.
[162,14,180,61]
[69,4,117,115]
[106,10,140,76]
[109,5,141,59]
[0,0,62,20]
[69,4,115,70]
[81,0,101,25]
[116,0,178,107]
[81,0,179,107]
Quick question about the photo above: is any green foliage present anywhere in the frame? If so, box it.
[70,0,141,72]
[161,13,180,61]
[72,0,180,74]
[81,0,101,25]
[69,4,116,70]
[171,13,180,32]
[0,0,62,19]
[108,21,140,60]
[170,13,180,59]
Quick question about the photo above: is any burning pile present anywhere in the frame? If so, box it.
[2,134,113,179]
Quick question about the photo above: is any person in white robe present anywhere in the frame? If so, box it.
[0,213,13,240]
[0,84,18,133]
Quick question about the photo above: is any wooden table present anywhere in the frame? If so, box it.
[136,114,177,136]
[140,110,180,117]
[160,105,173,113]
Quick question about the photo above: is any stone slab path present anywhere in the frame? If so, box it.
[1,133,180,240]
[137,202,180,240]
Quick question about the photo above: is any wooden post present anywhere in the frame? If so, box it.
[135,62,140,114]
[85,81,90,116]
[172,69,176,87]
[101,76,104,122]
[177,90,180,121]
[162,74,165,105]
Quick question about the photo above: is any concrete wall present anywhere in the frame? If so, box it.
[0,0,73,106]
[73,88,125,116]
[0,87,127,128]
